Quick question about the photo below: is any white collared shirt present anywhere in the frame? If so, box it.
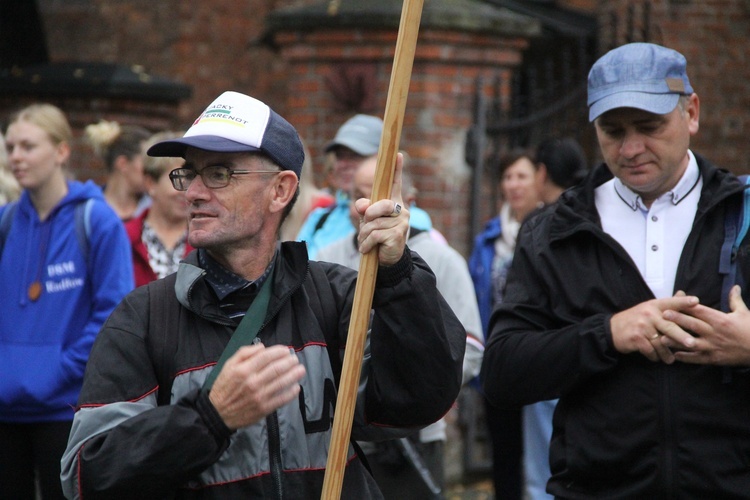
[594,151,702,298]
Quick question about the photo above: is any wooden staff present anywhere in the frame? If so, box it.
[320,0,424,498]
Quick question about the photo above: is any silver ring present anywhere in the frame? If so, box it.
[390,203,402,217]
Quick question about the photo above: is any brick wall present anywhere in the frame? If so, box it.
[35,0,533,254]
[273,27,528,253]
[596,0,750,173]
[40,0,288,120]
[27,0,750,254]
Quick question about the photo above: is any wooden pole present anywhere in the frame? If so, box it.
[320,0,424,498]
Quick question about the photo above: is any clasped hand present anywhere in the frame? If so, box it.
[611,286,750,366]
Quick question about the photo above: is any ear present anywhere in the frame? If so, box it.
[536,163,549,185]
[113,154,131,173]
[143,174,157,195]
[686,93,700,136]
[55,141,71,167]
[268,171,299,215]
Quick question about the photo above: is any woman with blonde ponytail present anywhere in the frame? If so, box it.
[85,119,151,221]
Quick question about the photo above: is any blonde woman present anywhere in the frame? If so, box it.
[85,119,151,221]
[0,104,134,499]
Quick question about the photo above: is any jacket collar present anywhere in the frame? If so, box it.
[548,153,745,243]
[477,216,503,245]
[612,153,701,211]
[175,241,311,321]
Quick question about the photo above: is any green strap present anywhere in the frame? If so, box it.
[202,267,276,392]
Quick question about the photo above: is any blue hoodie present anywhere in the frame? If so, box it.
[0,180,134,423]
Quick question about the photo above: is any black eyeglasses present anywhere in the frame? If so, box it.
[169,165,279,191]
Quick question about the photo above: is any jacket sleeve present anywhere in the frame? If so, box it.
[480,221,619,408]
[61,288,232,500]
[360,249,465,429]
[59,201,135,396]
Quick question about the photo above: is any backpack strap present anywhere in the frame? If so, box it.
[147,273,181,406]
[312,205,335,234]
[735,175,750,251]
[720,175,750,312]
[201,267,276,393]
[306,263,374,472]
[0,200,19,258]
[148,265,333,407]
[0,199,92,258]
[306,263,342,383]
[74,198,94,264]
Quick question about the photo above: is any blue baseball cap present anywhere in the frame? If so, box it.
[148,91,304,178]
[587,43,694,122]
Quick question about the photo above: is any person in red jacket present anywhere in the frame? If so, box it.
[125,131,193,287]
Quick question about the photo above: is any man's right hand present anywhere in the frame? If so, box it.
[208,344,306,430]
[610,293,699,363]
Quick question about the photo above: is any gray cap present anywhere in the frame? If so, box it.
[325,114,383,156]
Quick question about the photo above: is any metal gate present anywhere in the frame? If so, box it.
[465,35,595,246]
[460,33,595,478]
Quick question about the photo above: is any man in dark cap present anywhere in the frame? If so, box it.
[62,91,465,499]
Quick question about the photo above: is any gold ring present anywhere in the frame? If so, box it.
[650,333,660,340]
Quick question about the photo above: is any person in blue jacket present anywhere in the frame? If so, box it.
[0,103,134,499]
[296,114,437,258]
[468,150,541,500]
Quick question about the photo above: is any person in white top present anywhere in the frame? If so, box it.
[318,154,483,499]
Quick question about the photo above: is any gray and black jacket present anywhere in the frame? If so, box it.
[481,155,750,498]
[62,241,465,499]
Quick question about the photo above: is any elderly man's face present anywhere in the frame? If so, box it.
[331,146,372,193]
[181,148,280,252]
[594,94,699,207]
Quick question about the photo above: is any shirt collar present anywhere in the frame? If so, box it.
[613,150,700,211]
[198,248,275,301]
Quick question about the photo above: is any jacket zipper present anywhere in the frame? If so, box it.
[257,263,309,500]
[267,411,284,500]
[659,364,676,499]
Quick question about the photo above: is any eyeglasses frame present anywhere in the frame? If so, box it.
[168,166,281,191]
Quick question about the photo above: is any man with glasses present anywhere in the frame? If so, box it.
[61,91,465,499]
